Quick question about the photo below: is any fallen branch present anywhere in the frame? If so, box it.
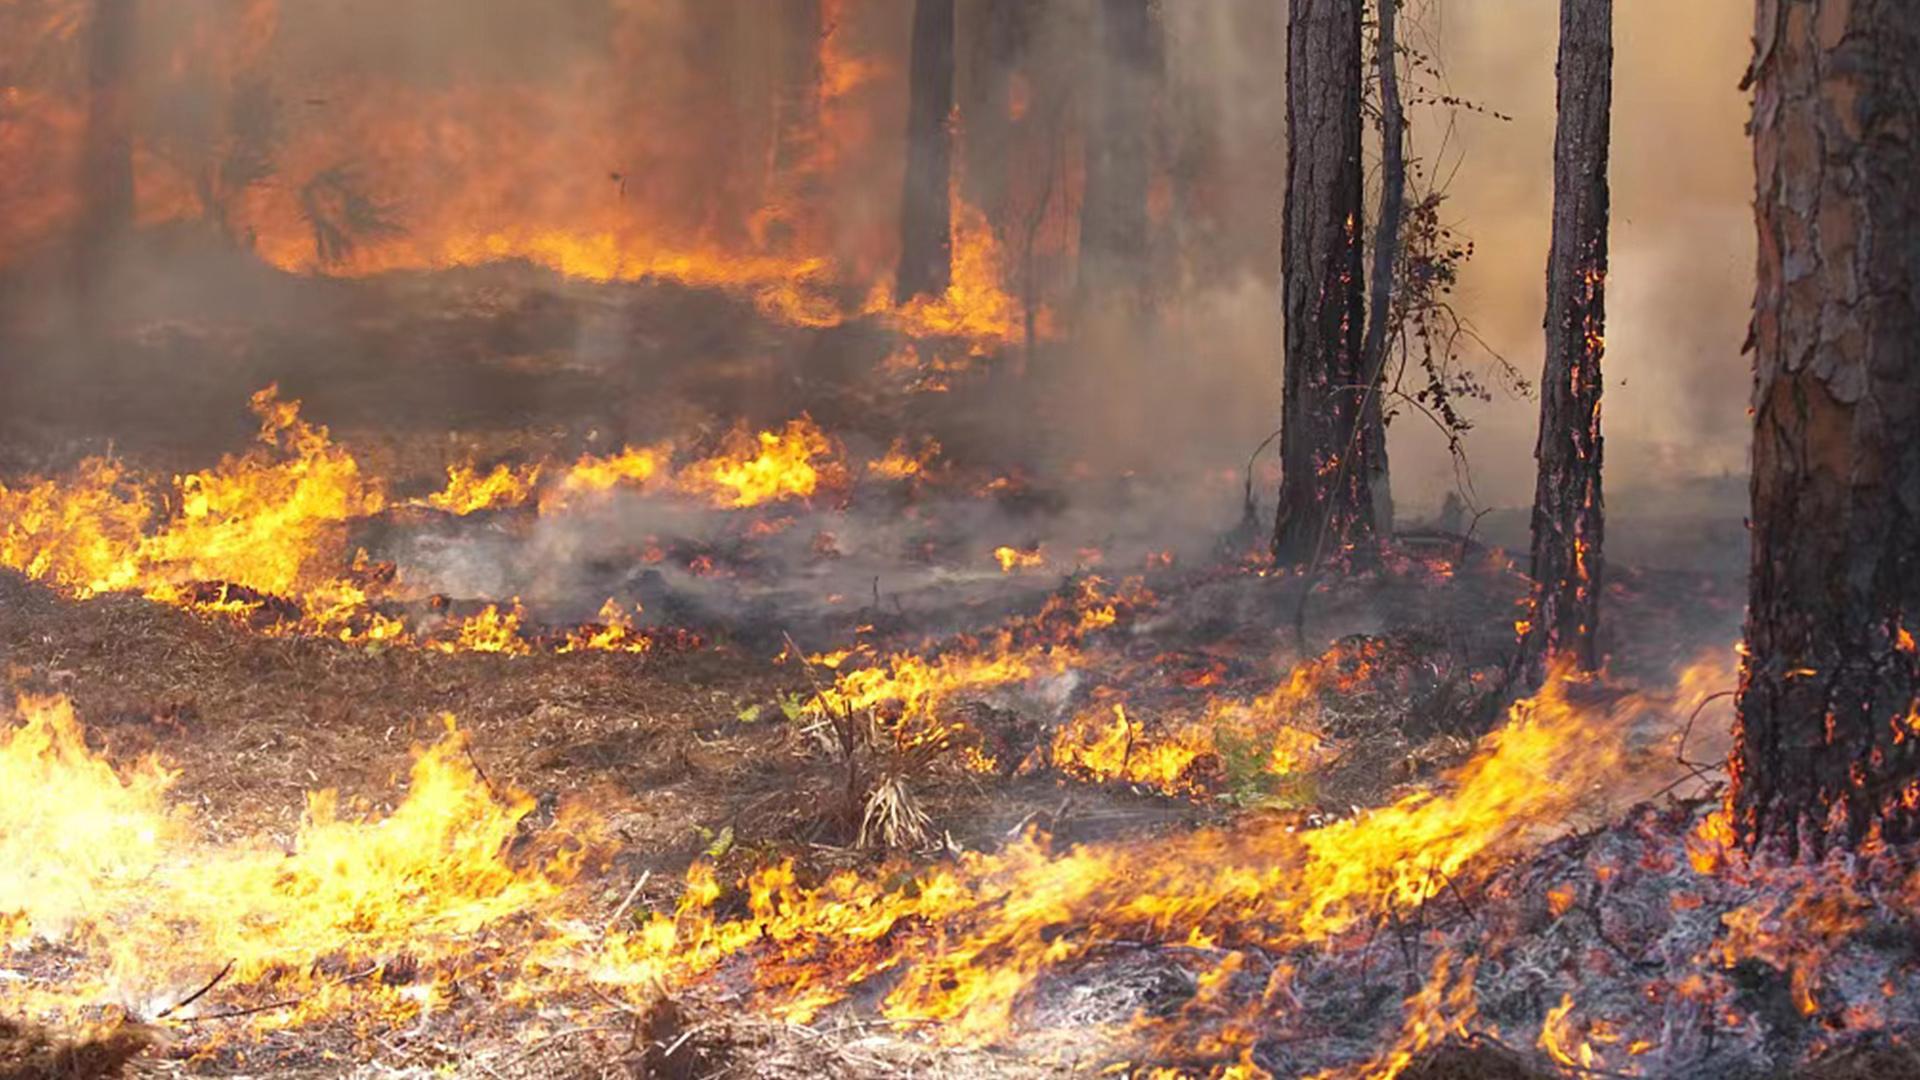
[180,964,380,1024]
[155,959,234,1019]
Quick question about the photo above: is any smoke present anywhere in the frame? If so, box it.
[0,0,1757,570]
[1022,0,1755,534]
[1380,0,1755,513]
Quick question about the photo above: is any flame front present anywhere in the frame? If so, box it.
[0,696,588,1029]
[593,655,1734,1042]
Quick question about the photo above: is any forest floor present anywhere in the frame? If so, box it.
[13,253,1891,1078]
[0,540,1755,1078]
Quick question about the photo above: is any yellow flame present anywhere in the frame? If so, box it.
[422,461,543,515]
[0,695,587,1028]
[676,417,838,509]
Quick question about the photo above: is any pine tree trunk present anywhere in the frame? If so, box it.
[1076,0,1161,314]
[1272,0,1373,566]
[1520,0,1612,684]
[896,0,956,303]
[1360,0,1404,537]
[1732,0,1920,854]
[77,0,136,293]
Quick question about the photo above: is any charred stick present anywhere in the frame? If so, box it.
[182,964,381,1024]
[156,958,235,1019]
[462,742,500,801]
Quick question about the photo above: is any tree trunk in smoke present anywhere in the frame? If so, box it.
[1076,0,1162,316]
[769,0,823,181]
[77,0,136,294]
[1518,0,1611,686]
[1272,0,1374,567]
[959,0,1033,217]
[1731,0,1920,855]
[1359,0,1404,536]
[896,0,956,303]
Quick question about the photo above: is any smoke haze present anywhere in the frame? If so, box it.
[0,0,1758,529]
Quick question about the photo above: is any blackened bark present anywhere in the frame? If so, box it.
[1520,0,1611,684]
[1077,0,1162,313]
[1360,0,1404,536]
[1732,0,1920,853]
[1272,0,1373,566]
[896,0,956,303]
[77,0,136,292]
[959,0,1034,217]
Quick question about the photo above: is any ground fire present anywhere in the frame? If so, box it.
[1,1,1915,1078]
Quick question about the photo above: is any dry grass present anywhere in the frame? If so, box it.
[858,775,932,850]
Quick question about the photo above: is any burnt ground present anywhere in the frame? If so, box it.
[0,543,1752,1079]
[0,254,1811,1078]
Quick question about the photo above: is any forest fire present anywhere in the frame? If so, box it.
[3,0,1916,1078]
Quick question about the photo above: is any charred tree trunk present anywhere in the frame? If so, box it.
[959,0,1034,218]
[896,0,956,303]
[1272,0,1373,566]
[1732,0,1920,854]
[1076,0,1162,315]
[1518,0,1612,685]
[76,0,136,296]
[1359,0,1405,536]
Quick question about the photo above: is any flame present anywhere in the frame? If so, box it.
[540,444,674,511]
[0,388,851,653]
[434,603,532,657]
[993,545,1046,573]
[866,437,942,480]
[1048,703,1224,795]
[540,420,839,512]
[870,195,1022,350]
[676,417,839,509]
[557,599,654,655]
[1539,992,1619,1072]
[0,695,586,1027]
[593,655,1734,1039]
[421,461,543,515]
[0,386,381,604]
[1047,639,1373,797]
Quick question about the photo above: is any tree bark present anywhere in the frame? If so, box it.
[1732,0,1920,854]
[896,0,956,303]
[76,0,136,294]
[1076,0,1161,314]
[1360,0,1404,536]
[1519,0,1612,685]
[1272,0,1373,566]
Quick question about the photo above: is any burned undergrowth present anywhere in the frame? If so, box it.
[0,243,1797,1077]
[0,392,1777,1078]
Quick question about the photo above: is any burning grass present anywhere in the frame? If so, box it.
[0,541,1813,1078]
[0,371,1815,1078]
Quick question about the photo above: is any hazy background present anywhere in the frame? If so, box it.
[1386,0,1753,513]
[0,0,1759,533]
